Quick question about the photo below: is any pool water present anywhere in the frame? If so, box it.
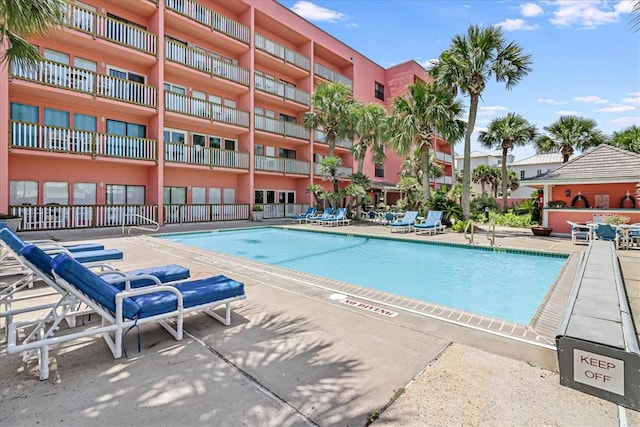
[159,228,567,324]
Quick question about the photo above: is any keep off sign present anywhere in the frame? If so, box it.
[573,349,624,396]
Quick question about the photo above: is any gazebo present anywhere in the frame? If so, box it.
[523,145,640,235]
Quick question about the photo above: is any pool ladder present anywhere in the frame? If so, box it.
[464,220,474,244]
[486,219,496,247]
[464,219,496,246]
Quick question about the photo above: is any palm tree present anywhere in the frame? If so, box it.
[0,0,66,70]
[306,184,325,210]
[478,113,537,210]
[430,25,533,219]
[609,125,640,153]
[387,81,465,203]
[351,102,387,174]
[317,156,346,207]
[535,116,606,163]
[304,82,355,158]
[472,164,496,194]
[400,148,444,184]
[632,0,640,32]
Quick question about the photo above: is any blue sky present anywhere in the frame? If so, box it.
[279,0,640,161]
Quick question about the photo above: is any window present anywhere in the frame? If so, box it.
[163,128,185,143]
[374,82,384,101]
[10,103,38,147]
[106,185,145,204]
[536,169,542,176]
[192,187,206,204]
[44,108,70,150]
[74,113,96,131]
[44,49,69,65]
[223,188,235,204]
[255,144,264,155]
[192,134,206,147]
[265,146,276,157]
[375,162,384,178]
[209,136,221,149]
[44,182,69,204]
[73,183,96,205]
[74,57,96,72]
[107,120,146,157]
[520,170,525,180]
[266,190,275,203]
[209,188,222,203]
[278,191,295,204]
[10,103,38,122]
[10,181,38,205]
[108,120,146,137]
[279,148,296,159]
[163,187,187,204]
[279,113,296,123]
[254,190,264,204]
[224,138,236,151]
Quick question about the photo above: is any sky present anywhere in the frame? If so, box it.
[278,0,640,161]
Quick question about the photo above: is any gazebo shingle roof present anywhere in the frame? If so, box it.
[523,145,640,184]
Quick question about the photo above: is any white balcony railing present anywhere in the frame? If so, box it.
[255,33,310,71]
[313,63,353,89]
[313,163,352,177]
[313,129,353,149]
[254,115,310,140]
[65,3,157,55]
[10,121,157,160]
[164,142,249,169]
[254,73,310,105]
[164,203,249,223]
[435,151,453,164]
[254,155,310,175]
[434,176,454,185]
[165,38,250,86]
[164,92,249,127]
[165,0,250,44]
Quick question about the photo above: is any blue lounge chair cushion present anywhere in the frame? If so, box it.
[290,207,316,220]
[102,264,191,289]
[20,244,57,278]
[62,243,105,252]
[132,275,245,319]
[52,253,140,319]
[72,249,123,263]
[0,228,26,252]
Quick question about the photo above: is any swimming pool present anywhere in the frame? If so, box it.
[158,228,567,324]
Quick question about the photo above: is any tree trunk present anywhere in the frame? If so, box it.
[462,94,479,219]
[501,146,508,211]
[421,144,431,203]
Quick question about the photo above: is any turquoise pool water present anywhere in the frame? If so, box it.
[158,228,567,324]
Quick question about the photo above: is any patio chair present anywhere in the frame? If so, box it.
[307,207,333,225]
[6,252,245,380]
[290,207,317,224]
[320,207,350,227]
[388,211,419,233]
[594,223,620,249]
[566,221,592,245]
[414,211,445,235]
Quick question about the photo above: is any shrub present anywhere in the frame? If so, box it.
[471,193,498,215]
[489,211,536,228]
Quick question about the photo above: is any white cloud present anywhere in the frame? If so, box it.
[549,0,632,29]
[621,96,640,105]
[610,116,640,126]
[495,18,538,31]
[419,58,439,69]
[521,3,544,17]
[596,104,637,113]
[538,98,569,105]
[477,105,508,116]
[627,91,640,97]
[346,22,358,29]
[573,95,608,104]
[555,110,579,115]
[290,1,345,22]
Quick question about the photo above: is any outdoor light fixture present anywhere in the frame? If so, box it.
[565,189,571,197]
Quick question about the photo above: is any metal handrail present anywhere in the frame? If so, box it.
[121,213,159,235]
[464,220,474,244]
[487,219,496,246]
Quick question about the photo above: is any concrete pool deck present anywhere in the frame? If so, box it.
[1,220,639,426]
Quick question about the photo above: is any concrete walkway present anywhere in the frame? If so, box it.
[1,221,639,426]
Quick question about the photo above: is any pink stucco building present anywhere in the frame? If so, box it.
[0,0,454,230]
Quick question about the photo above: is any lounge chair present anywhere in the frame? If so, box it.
[290,207,317,224]
[414,211,445,235]
[566,221,592,245]
[307,207,333,225]
[0,221,104,254]
[6,252,245,380]
[594,223,620,249]
[388,211,418,233]
[320,207,350,227]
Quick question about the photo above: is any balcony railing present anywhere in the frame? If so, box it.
[165,38,250,86]
[254,155,310,175]
[255,33,310,71]
[65,3,157,55]
[9,204,158,231]
[10,121,158,161]
[254,203,310,219]
[313,63,353,89]
[435,151,453,164]
[313,129,353,149]
[434,176,454,185]
[10,60,158,108]
[164,92,249,127]
[254,73,310,105]
[254,115,310,140]
[164,142,249,169]
[164,203,249,223]
[313,163,352,177]
[165,0,250,44]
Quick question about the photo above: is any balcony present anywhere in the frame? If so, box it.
[434,176,454,185]
[255,33,310,72]
[164,142,249,170]
[254,115,310,141]
[65,3,157,55]
[165,38,250,86]
[10,121,158,161]
[313,163,352,178]
[165,92,249,127]
[313,63,353,90]
[254,73,310,106]
[164,0,250,45]
[10,60,158,108]
[314,129,353,149]
[254,155,310,175]
[435,151,453,164]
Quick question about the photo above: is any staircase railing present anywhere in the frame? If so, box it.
[121,213,159,235]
